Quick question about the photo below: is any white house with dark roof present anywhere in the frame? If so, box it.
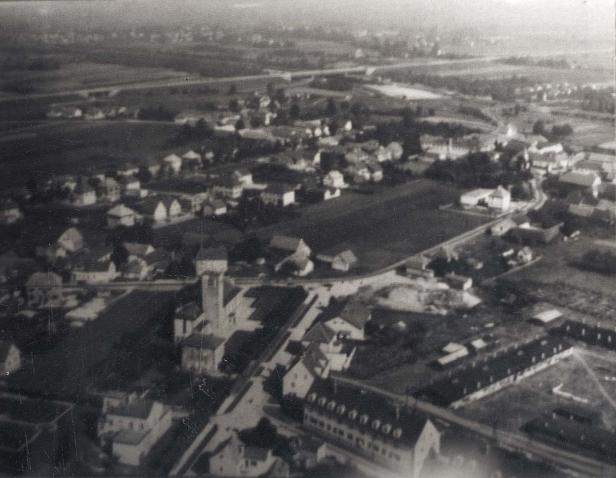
[0,341,21,376]
[325,300,371,341]
[559,171,602,198]
[71,180,97,207]
[106,204,137,228]
[162,153,183,174]
[260,183,295,207]
[270,235,311,257]
[209,433,277,477]
[283,343,330,399]
[323,170,347,189]
[98,392,172,466]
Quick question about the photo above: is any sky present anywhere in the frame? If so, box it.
[1,0,613,41]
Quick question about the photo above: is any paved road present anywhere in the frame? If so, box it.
[331,375,616,477]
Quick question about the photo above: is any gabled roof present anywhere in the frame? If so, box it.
[264,183,295,195]
[182,150,202,160]
[123,242,154,257]
[559,171,600,187]
[182,333,225,349]
[270,235,303,252]
[107,204,136,218]
[339,300,371,329]
[107,399,155,420]
[163,153,183,163]
[335,249,357,266]
[57,227,83,245]
[196,246,228,262]
[137,197,166,216]
[26,271,62,287]
[303,322,336,344]
[74,179,94,194]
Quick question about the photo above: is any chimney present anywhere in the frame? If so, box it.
[395,404,400,420]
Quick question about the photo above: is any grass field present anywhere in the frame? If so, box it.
[1,61,188,95]
[502,230,616,298]
[255,179,491,272]
[0,120,181,190]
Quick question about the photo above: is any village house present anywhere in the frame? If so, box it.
[98,177,121,203]
[181,334,226,373]
[270,235,311,258]
[368,163,384,182]
[25,271,64,308]
[137,198,168,224]
[233,169,253,186]
[212,175,243,200]
[0,341,21,375]
[116,163,139,178]
[57,227,85,254]
[71,255,117,283]
[316,249,358,272]
[508,219,562,245]
[261,183,296,207]
[162,154,183,174]
[0,199,23,225]
[283,344,331,399]
[325,300,371,341]
[303,378,440,478]
[301,322,355,371]
[119,176,142,197]
[323,170,347,189]
[202,199,228,217]
[209,433,278,477]
[559,171,602,198]
[444,273,473,291]
[460,186,511,212]
[98,392,173,466]
[181,150,202,169]
[106,204,137,228]
[71,179,97,207]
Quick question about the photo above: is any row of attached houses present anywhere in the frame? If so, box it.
[303,378,440,478]
[417,336,572,408]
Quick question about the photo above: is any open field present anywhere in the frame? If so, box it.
[0,120,181,190]
[1,61,188,94]
[458,347,616,434]
[502,230,616,298]
[255,179,491,272]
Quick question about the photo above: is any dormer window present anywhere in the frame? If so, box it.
[336,405,346,415]
[359,414,369,425]
[327,400,336,411]
[393,428,402,438]
[348,410,358,420]
[307,393,317,403]
[371,419,381,430]
[382,424,392,434]
[318,397,327,407]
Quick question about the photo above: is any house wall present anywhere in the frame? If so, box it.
[303,406,416,476]
[283,361,316,399]
[181,344,223,373]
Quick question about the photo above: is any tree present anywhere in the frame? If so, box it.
[289,102,300,120]
[235,118,246,131]
[110,243,129,269]
[228,98,240,113]
[326,97,338,116]
[551,123,574,137]
[136,166,152,184]
[532,120,546,137]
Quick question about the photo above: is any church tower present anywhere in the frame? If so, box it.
[196,246,229,335]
